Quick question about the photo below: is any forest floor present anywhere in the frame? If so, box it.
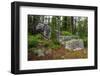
[28,46,88,61]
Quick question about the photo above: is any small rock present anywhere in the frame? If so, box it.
[33,49,45,57]
[45,49,52,55]
[73,48,83,51]
[61,56,65,59]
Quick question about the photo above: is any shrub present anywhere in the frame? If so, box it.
[51,44,61,49]
[28,35,39,48]
[61,31,72,36]
[49,41,61,49]
[83,37,88,48]
[35,34,42,39]
[43,41,50,47]
[53,40,60,45]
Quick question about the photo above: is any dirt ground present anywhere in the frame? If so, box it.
[28,46,88,61]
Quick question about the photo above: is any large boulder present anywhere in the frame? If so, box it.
[65,39,84,50]
[59,36,79,45]
[36,23,51,39]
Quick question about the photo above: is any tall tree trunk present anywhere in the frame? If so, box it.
[71,17,74,34]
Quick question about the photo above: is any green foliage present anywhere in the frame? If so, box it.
[28,15,88,50]
[83,37,88,47]
[35,34,42,39]
[77,17,88,39]
[62,16,67,31]
[61,31,72,36]
[49,42,61,49]
[42,40,61,49]
[43,40,50,47]
[28,15,40,34]
[61,16,75,34]
[28,35,40,48]
[50,16,57,42]
[28,36,38,48]
[66,17,72,32]
[53,40,60,45]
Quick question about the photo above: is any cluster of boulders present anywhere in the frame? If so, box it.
[59,36,84,51]
[36,23,51,39]
[31,35,84,57]
[31,48,52,57]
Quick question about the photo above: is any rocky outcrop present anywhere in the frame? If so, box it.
[65,39,84,50]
